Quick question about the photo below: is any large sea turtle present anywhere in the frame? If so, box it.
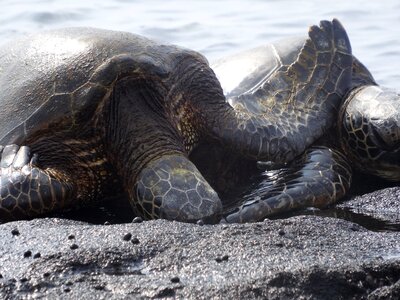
[206,26,400,223]
[0,20,353,223]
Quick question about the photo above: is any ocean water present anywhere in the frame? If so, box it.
[1,0,400,88]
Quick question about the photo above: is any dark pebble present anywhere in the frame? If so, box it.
[11,229,20,236]
[132,217,143,223]
[123,233,132,241]
[70,244,79,250]
[278,229,285,236]
[196,220,204,226]
[68,234,75,240]
[20,277,28,283]
[275,242,284,247]
[104,221,111,226]
[64,288,71,293]
[33,252,41,259]
[0,274,3,279]
[23,250,32,258]
[131,237,140,245]
[170,276,180,283]
[43,272,50,278]
[216,254,229,263]
[65,281,73,286]
[94,285,104,290]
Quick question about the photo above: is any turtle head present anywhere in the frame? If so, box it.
[340,85,400,181]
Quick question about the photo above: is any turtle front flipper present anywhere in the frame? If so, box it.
[0,140,116,221]
[102,75,224,223]
[133,154,222,223]
[0,144,76,220]
[222,146,352,223]
[204,19,352,163]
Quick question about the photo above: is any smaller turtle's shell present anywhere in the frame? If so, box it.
[213,36,305,99]
[0,28,202,145]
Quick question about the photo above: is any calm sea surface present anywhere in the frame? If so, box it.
[1,0,400,88]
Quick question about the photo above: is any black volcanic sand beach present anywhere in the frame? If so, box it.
[0,183,399,299]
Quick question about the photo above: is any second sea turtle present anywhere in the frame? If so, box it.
[207,21,400,223]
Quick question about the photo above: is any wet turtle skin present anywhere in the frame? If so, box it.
[0,20,353,223]
[209,23,400,223]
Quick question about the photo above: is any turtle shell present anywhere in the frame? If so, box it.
[212,36,306,100]
[0,28,187,145]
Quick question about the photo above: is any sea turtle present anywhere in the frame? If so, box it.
[0,20,353,223]
[206,24,400,223]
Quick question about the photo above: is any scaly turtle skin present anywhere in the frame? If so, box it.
[0,20,352,223]
[210,22,400,223]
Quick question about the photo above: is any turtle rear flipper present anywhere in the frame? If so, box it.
[222,146,352,223]
[206,19,352,162]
